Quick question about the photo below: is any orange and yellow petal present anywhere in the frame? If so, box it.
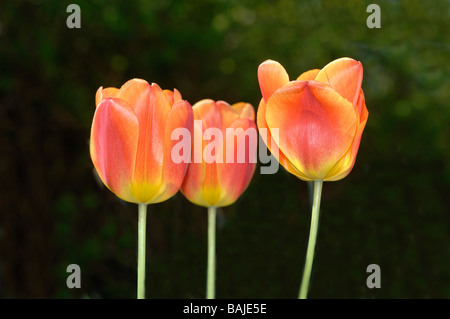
[265,80,358,180]
[258,60,290,103]
[315,57,363,105]
[173,88,183,104]
[356,89,369,123]
[130,83,172,203]
[256,98,312,180]
[163,89,175,105]
[232,102,255,121]
[296,69,320,81]
[216,100,241,130]
[95,86,119,107]
[90,97,139,203]
[180,120,215,207]
[215,117,257,207]
[162,88,183,106]
[180,157,206,206]
[186,100,224,206]
[150,99,194,204]
[181,162,210,207]
[324,89,369,181]
[192,99,222,131]
[115,78,152,116]
[182,100,256,207]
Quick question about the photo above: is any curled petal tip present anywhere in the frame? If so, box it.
[316,57,363,105]
[232,102,255,121]
[258,60,289,103]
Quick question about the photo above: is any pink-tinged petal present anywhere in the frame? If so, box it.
[356,89,369,123]
[257,98,313,181]
[215,117,257,207]
[193,99,224,132]
[115,78,152,115]
[173,88,183,104]
[232,102,255,121]
[197,101,226,206]
[325,117,368,181]
[325,90,369,181]
[181,120,222,207]
[162,88,182,106]
[216,100,241,130]
[163,89,174,105]
[95,86,119,107]
[90,98,139,203]
[181,166,208,207]
[182,100,257,207]
[150,100,194,203]
[130,83,172,203]
[315,58,363,105]
[180,119,209,207]
[256,98,279,160]
[194,103,228,203]
[296,69,320,81]
[202,161,221,206]
[182,160,223,207]
[258,60,289,103]
[265,80,358,180]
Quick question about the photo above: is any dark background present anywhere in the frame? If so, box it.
[0,0,448,298]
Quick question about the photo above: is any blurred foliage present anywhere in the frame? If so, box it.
[0,0,449,298]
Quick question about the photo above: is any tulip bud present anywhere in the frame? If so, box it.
[257,58,368,181]
[181,99,257,207]
[90,79,194,204]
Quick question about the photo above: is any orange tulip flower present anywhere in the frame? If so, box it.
[90,78,194,204]
[90,78,193,298]
[181,99,257,208]
[257,57,368,181]
[180,99,256,299]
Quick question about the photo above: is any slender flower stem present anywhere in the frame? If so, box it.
[206,206,217,299]
[307,181,314,210]
[137,203,148,299]
[298,180,323,299]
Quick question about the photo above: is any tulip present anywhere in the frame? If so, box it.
[257,58,369,298]
[181,99,257,298]
[257,58,368,181]
[181,99,257,208]
[90,78,193,299]
[91,78,194,204]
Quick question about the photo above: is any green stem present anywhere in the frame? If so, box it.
[298,180,323,299]
[138,203,147,299]
[307,181,314,210]
[206,206,217,299]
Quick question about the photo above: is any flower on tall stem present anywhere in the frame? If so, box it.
[257,57,368,298]
[181,99,257,299]
[90,78,193,298]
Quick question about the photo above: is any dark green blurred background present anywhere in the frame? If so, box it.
[0,0,449,298]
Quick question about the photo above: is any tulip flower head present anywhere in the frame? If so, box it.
[90,78,194,204]
[257,58,368,181]
[181,99,257,208]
